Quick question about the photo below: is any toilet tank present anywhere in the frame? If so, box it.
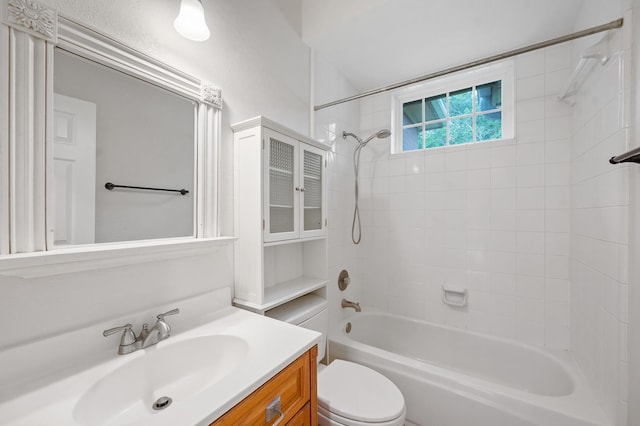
[266,294,328,361]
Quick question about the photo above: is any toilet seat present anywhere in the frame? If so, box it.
[317,360,406,426]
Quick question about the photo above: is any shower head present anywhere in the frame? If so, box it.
[342,129,391,146]
[375,129,391,139]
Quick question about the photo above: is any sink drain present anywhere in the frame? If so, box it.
[152,396,172,411]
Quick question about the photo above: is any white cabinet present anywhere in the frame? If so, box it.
[264,128,326,242]
[232,117,328,314]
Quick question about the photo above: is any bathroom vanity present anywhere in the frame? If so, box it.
[0,301,321,425]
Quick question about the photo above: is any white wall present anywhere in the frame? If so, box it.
[353,49,573,349]
[570,1,632,424]
[0,0,313,379]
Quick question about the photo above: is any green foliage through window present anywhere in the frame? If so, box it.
[401,80,502,151]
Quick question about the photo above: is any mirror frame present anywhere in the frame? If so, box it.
[0,0,230,277]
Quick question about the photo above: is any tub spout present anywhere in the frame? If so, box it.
[342,299,361,312]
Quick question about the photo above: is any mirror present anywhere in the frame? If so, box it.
[52,49,196,246]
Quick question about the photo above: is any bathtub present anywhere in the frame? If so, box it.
[328,312,610,426]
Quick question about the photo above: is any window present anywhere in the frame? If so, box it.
[392,62,514,153]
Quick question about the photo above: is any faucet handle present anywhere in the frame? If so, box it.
[155,308,179,340]
[157,308,180,321]
[103,324,137,345]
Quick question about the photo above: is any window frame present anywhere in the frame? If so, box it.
[391,60,515,154]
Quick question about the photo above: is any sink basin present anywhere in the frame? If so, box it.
[74,335,249,425]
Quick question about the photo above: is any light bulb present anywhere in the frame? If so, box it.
[174,0,210,41]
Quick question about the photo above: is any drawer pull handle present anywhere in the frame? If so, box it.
[266,396,284,425]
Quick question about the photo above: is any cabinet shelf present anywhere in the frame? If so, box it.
[233,277,328,313]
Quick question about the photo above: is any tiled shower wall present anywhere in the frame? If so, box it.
[570,3,632,424]
[354,45,574,350]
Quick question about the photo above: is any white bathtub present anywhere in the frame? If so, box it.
[328,312,610,426]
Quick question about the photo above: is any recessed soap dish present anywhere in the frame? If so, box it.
[442,286,468,307]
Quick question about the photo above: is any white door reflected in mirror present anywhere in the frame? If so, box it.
[53,94,97,246]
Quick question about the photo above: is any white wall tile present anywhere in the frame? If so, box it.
[388,157,406,176]
[517,275,545,299]
[491,189,517,210]
[545,139,570,163]
[406,154,425,175]
[516,50,545,79]
[517,141,545,165]
[545,163,570,186]
[545,278,569,302]
[518,165,545,187]
[467,169,491,189]
[517,253,545,277]
[517,75,545,101]
[517,97,545,122]
[425,152,445,173]
[518,209,545,232]
[489,231,517,252]
[467,146,492,169]
[545,209,570,232]
[546,186,570,209]
[517,120,545,144]
[518,187,545,209]
[544,44,571,72]
[491,167,518,188]
[491,145,517,167]
[490,209,517,231]
[518,231,545,254]
[545,68,571,95]
[445,150,467,171]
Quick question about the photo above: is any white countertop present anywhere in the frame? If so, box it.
[0,307,320,425]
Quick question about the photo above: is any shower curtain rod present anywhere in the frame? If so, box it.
[314,18,623,111]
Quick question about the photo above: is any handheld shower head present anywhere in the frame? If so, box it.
[376,129,392,139]
[342,128,392,245]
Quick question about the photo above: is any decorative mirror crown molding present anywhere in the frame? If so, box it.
[201,82,222,109]
[2,0,57,42]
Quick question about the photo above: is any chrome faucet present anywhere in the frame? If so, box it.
[341,299,361,312]
[103,308,180,355]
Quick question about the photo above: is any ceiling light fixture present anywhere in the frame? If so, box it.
[174,0,210,42]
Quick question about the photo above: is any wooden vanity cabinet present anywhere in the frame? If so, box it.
[211,346,318,426]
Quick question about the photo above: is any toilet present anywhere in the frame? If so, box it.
[266,295,406,426]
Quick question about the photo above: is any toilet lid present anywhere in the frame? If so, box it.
[318,360,405,423]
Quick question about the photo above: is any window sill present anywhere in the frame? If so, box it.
[0,237,236,278]
[391,137,516,155]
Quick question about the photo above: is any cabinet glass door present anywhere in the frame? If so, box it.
[265,130,298,241]
[301,146,325,237]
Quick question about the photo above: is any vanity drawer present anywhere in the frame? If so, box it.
[286,402,311,426]
[212,348,313,425]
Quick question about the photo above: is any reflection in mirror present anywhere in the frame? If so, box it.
[53,49,196,246]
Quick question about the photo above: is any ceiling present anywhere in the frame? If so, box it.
[301,0,585,93]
